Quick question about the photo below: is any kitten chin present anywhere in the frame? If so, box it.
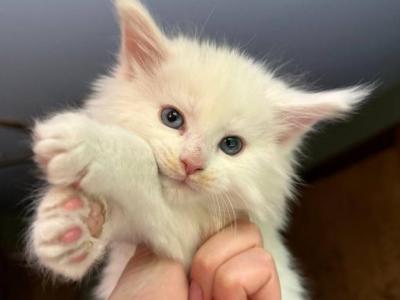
[158,175,211,206]
[159,174,195,199]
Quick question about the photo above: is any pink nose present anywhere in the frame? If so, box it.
[181,158,203,176]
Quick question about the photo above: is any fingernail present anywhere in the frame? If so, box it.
[189,280,203,300]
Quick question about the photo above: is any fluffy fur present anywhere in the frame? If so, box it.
[28,0,371,299]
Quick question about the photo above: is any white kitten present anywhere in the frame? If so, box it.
[28,0,371,299]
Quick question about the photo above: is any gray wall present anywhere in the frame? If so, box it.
[1,0,399,118]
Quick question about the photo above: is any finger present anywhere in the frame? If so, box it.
[190,220,263,300]
[109,246,188,300]
[213,247,281,300]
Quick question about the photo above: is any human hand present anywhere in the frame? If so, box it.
[108,245,188,300]
[189,219,281,300]
[109,220,281,300]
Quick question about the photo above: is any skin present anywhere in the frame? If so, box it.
[108,220,281,300]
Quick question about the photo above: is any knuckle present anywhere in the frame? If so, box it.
[243,222,263,246]
[191,253,217,277]
[256,248,275,268]
[214,265,240,292]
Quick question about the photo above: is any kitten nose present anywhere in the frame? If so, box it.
[180,158,203,176]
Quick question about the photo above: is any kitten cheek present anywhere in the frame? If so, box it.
[194,173,214,188]
[192,171,228,192]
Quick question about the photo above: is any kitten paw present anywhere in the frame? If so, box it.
[31,187,109,279]
[33,112,97,187]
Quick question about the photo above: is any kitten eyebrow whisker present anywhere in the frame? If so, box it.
[199,1,219,38]
[237,33,257,52]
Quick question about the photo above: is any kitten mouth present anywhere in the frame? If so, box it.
[158,171,195,190]
[155,160,197,191]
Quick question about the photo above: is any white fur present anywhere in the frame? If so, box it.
[28,0,371,299]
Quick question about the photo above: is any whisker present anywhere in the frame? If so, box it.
[221,191,237,235]
[220,194,228,230]
[209,193,218,230]
[232,186,250,212]
[217,194,224,230]
[199,1,219,38]
[207,195,218,233]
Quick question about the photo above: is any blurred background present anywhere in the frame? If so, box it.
[0,0,399,299]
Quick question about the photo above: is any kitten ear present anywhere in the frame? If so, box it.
[115,0,168,77]
[276,86,372,148]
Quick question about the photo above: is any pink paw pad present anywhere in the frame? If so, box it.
[63,197,84,210]
[60,227,82,243]
[70,252,88,263]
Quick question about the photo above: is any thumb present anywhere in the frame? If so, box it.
[108,245,188,300]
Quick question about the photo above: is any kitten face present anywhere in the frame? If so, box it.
[151,43,273,195]
[87,0,371,221]
[120,41,280,207]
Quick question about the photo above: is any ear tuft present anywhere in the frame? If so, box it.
[114,0,168,77]
[277,84,374,146]
[313,84,374,114]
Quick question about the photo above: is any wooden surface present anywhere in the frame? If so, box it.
[288,136,400,300]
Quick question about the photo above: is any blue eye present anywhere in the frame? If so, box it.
[161,106,184,129]
[219,136,243,155]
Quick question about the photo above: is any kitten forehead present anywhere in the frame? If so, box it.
[154,38,277,137]
[165,38,271,102]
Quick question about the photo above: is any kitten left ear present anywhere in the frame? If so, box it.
[276,86,372,147]
[115,0,168,77]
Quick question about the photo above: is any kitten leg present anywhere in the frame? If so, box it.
[30,186,109,280]
[32,111,189,270]
[32,111,162,201]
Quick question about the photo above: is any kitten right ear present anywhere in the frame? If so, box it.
[115,0,168,77]
[276,85,373,149]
